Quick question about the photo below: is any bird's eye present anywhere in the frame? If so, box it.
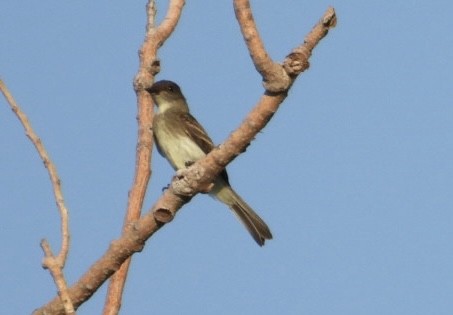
[167,86,173,92]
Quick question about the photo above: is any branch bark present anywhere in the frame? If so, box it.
[233,0,291,92]
[103,1,185,315]
[32,5,335,314]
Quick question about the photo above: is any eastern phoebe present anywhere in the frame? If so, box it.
[147,80,272,246]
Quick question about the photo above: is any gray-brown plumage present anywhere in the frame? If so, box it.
[147,80,272,246]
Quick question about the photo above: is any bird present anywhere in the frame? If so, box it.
[146,80,272,246]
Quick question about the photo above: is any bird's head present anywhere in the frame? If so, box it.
[146,80,188,113]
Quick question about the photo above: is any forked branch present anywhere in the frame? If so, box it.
[0,79,73,313]
[104,0,185,314]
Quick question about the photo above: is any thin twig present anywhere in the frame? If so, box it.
[41,240,75,314]
[103,1,186,314]
[32,6,335,314]
[0,79,73,313]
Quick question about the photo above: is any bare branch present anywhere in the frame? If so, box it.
[283,7,337,77]
[0,79,73,312]
[183,6,337,191]
[233,0,291,92]
[32,6,335,314]
[103,1,186,314]
[234,1,336,93]
[41,240,76,314]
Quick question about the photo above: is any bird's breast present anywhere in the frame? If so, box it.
[154,115,206,170]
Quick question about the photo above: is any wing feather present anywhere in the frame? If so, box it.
[179,112,230,184]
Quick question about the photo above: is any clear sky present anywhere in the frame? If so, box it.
[1,1,452,314]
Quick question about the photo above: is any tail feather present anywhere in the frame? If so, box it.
[230,199,273,246]
[211,181,272,246]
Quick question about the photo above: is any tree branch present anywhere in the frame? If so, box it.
[32,5,335,314]
[233,0,291,92]
[103,1,185,315]
[177,5,337,192]
[234,1,336,93]
[0,79,74,313]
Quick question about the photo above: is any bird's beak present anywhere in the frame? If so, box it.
[146,83,161,95]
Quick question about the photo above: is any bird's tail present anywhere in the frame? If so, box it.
[211,181,273,246]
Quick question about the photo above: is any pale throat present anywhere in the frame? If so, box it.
[155,99,174,113]
[155,98,189,114]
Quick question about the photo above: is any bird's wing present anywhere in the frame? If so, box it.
[180,112,215,154]
[180,112,230,183]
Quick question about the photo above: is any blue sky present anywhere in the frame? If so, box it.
[1,1,453,314]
